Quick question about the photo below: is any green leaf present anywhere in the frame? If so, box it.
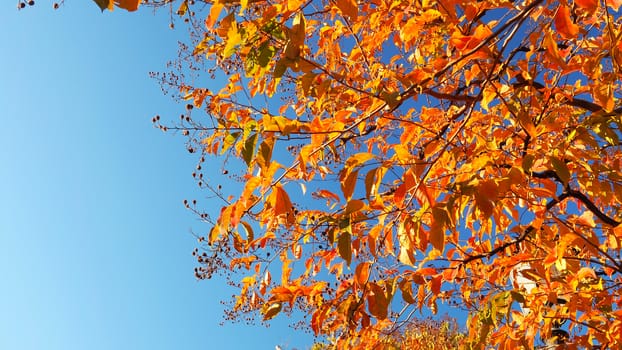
[550,156,570,185]
[522,154,534,173]
[221,131,240,154]
[338,231,352,266]
[242,133,258,167]
[257,42,277,68]
[273,58,289,78]
[510,290,525,304]
[258,137,274,168]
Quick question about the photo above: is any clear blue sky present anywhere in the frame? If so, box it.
[0,2,313,349]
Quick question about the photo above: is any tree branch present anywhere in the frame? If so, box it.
[566,188,621,227]
[461,226,534,264]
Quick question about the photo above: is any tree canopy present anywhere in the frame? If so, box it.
[75,0,622,348]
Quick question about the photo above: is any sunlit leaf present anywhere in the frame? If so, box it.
[554,5,579,40]
[223,22,242,58]
[355,262,370,286]
[262,302,282,320]
[335,0,358,19]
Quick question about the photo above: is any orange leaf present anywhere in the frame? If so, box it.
[272,185,295,225]
[314,189,341,203]
[399,280,415,304]
[344,199,365,215]
[478,180,498,201]
[543,31,567,69]
[340,169,359,200]
[430,207,447,252]
[345,152,375,168]
[355,262,370,286]
[430,275,442,295]
[206,3,224,29]
[554,5,579,40]
[367,283,389,320]
[364,168,379,200]
[335,0,358,19]
[114,0,140,11]
[606,0,622,11]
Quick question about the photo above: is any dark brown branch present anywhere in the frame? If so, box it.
[566,188,621,227]
[514,77,622,115]
[461,226,534,264]
[528,165,620,227]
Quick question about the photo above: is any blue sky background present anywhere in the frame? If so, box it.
[0,2,314,349]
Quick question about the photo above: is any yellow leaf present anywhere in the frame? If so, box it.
[176,0,188,16]
[480,85,495,111]
[577,211,596,228]
[262,302,282,320]
[223,22,242,58]
[576,267,597,281]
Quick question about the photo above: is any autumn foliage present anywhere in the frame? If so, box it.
[146,0,622,348]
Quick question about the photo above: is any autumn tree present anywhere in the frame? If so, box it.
[88,0,622,348]
[311,316,464,349]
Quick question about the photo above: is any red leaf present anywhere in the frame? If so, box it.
[554,5,579,39]
[575,0,598,10]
